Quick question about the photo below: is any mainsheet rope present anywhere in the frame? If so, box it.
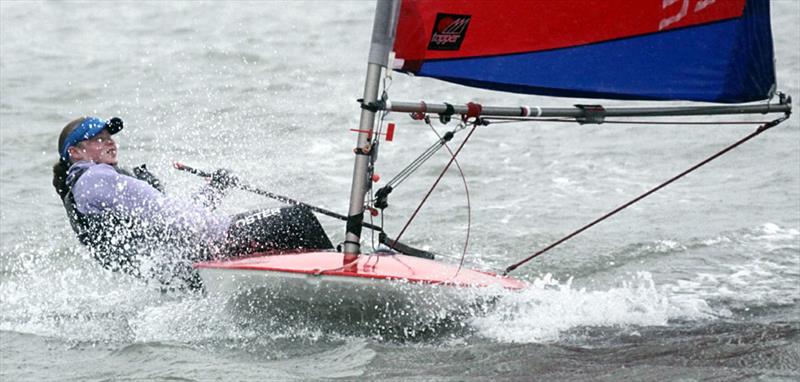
[425,121,473,276]
[503,113,791,275]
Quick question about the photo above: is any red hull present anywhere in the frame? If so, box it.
[194,250,526,290]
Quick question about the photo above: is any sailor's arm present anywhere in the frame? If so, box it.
[192,168,239,210]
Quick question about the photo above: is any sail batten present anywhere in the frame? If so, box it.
[393,0,776,103]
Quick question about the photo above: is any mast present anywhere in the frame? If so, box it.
[344,0,401,257]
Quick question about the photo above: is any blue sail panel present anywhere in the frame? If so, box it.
[395,0,775,103]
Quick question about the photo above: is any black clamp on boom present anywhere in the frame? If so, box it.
[575,104,606,124]
[439,103,456,124]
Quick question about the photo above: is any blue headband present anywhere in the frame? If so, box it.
[60,117,123,161]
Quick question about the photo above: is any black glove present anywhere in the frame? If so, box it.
[209,168,239,192]
[133,164,164,192]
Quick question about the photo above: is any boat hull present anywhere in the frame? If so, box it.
[195,250,525,287]
[194,250,526,317]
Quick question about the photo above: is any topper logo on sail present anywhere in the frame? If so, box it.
[428,13,470,50]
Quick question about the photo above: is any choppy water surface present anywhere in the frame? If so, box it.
[1,1,798,381]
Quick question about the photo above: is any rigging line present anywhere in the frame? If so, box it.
[382,120,472,191]
[484,117,776,125]
[483,118,596,125]
[387,142,442,186]
[428,122,472,276]
[391,123,480,249]
[374,106,390,139]
[383,136,449,190]
[382,73,393,95]
[368,95,392,251]
[385,122,470,189]
[587,120,776,125]
[502,114,791,276]
[388,142,441,184]
[369,185,377,250]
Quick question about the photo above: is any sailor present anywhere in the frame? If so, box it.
[52,116,333,289]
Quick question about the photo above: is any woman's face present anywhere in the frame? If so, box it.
[69,130,118,165]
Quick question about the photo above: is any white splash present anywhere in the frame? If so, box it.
[472,272,686,343]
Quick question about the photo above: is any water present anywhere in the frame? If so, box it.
[1,1,798,380]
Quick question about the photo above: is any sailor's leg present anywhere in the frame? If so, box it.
[225,205,334,254]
